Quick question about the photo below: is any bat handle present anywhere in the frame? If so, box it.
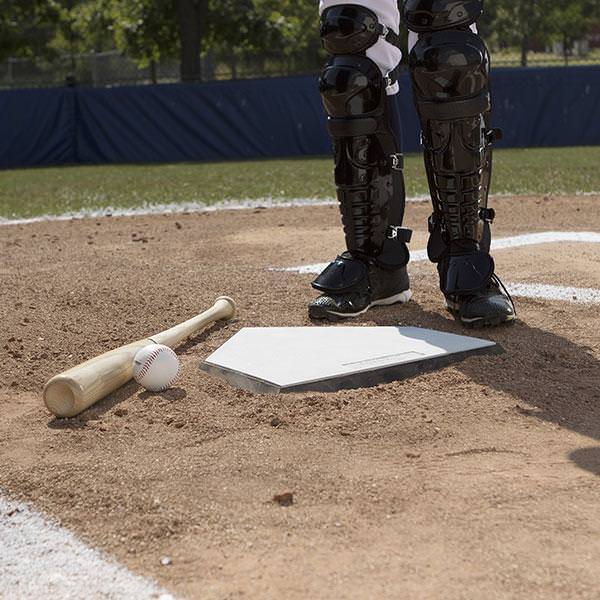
[150,296,236,349]
[213,296,236,320]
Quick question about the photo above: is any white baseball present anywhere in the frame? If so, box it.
[133,344,180,392]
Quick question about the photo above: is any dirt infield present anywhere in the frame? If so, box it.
[1,195,599,599]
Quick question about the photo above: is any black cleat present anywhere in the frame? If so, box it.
[444,274,516,328]
[309,266,412,322]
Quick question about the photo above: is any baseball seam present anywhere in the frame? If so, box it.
[136,348,165,382]
[136,346,180,391]
[165,359,181,390]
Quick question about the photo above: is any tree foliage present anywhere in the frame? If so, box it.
[204,0,321,78]
[106,0,179,67]
[2,0,599,79]
[491,0,600,65]
[0,1,56,61]
[545,0,600,63]
[492,0,552,66]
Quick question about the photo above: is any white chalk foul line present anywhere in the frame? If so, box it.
[3,193,599,227]
[506,282,600,304]
[0,195,435,227]
[281,231,600,275]
[0,198,336,226]
[0,493,174,600]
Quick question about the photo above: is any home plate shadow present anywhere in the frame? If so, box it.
[200,327,502,394]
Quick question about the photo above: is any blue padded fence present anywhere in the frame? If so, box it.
[1,66,599,169]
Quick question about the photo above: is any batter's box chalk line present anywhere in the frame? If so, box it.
[276,231,600,305]
[0,492,175,600]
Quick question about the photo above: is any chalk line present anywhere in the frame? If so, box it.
[0,493,174,600]
[0,195,433,227]
[2,191,599,227]
[506,282,600,304]
[280,231,600,275]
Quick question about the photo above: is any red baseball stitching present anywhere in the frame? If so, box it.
[136,347,166,381]
[163,359,181,390]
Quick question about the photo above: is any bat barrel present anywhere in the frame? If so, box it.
[43,378,81,418]
[43,297,237,418]
[44,340,146,418]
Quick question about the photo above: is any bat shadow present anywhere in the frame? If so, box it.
[176,319,235,354]
[47,380,140,428]
[47,383,187,429]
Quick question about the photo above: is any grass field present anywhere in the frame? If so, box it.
[1,146,599,219]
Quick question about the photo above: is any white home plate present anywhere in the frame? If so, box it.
[201,327,499,393]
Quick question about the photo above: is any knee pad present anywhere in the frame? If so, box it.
[404,0,490,120]
[409,29,490,119]
[320,5,402,58]
[319,4,402,118]
[403,0,483,33]
[320,54,385,121]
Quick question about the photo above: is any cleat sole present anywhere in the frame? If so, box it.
[309,289,412,322]
[445,305,516,329]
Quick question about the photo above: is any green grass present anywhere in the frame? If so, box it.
[1,147,599,219]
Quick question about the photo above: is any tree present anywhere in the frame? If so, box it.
[493,0,552,66]
[0,1,56,62]
[256,0,321,74]
[41,1,114,72]
[176,0,208,82]
[204,0,274,79]
[545,0,600,64]
[106,0,179,77]
[204,0,321,79]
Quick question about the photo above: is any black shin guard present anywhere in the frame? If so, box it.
[404,0,500,298]
[312,5,411,300]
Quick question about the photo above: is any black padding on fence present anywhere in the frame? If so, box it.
[1,66,599,168]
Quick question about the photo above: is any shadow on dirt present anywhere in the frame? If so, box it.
[47,380,141,428]
[569,447,600,476]
[139,387,187,401]
[44,321,233,429]
[47,383,189,429]
[367,300,600,475]
[177,320,235,354]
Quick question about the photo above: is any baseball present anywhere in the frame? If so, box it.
[133,344,180,392]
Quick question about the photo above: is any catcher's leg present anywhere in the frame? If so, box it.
[404,0,515,327]
[309,0,413,321]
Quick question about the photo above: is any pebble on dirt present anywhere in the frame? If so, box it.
[273,492,294,507]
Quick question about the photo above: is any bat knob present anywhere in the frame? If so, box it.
[214,296,236,320]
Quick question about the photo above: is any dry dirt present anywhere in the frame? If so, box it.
[1,195,599,600]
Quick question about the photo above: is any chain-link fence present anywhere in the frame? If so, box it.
[1,47,599,90]
[0,50,328,89]
[1,52,179,89]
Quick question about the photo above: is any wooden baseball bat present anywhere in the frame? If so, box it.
[43,296,236,418]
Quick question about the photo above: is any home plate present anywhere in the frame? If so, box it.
[201,327,500,393]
